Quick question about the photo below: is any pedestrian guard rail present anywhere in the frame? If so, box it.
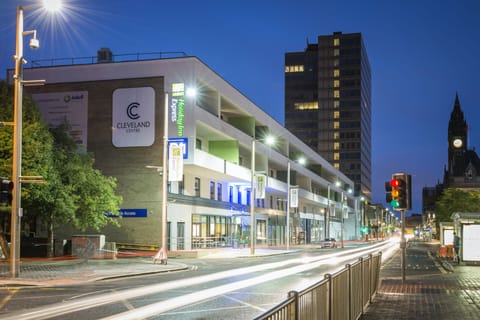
[253,252,382,320]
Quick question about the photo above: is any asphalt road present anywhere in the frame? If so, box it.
[0,241,395,319]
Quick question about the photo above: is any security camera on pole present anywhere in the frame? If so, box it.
[385,172,411,283]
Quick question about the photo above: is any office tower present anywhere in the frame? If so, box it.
[285,32,371,198]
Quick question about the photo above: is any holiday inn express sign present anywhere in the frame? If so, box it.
[112,87,155,147]
[170,83,185,137]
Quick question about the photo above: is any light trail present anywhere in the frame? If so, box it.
[99,242,394,319]
[0,241,395,320]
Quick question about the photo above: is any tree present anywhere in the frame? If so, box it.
[435,188,480,223]
[0,82,122,256]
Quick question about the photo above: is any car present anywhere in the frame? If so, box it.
[320,238,337,248]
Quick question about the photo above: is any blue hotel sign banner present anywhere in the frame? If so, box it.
[168,137,188,159]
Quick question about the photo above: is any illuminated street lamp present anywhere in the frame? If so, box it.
[10,0,61,278]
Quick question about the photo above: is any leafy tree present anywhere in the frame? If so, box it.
[0,82,122,256]
[435,188,480,223]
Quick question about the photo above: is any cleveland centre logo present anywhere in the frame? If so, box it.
[116,101,151,133]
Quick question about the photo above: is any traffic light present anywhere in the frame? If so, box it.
[385,173,412,210]
[0,178,13,206]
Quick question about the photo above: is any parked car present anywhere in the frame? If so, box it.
[320,238,337,248]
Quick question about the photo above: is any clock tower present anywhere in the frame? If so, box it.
[448,93,467,175]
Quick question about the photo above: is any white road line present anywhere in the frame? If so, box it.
[0,242,392,320]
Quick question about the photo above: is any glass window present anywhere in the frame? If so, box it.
[196,138,202,150]
[195,177,200,197]
[294,102,318,110]
[334,38,340,46]
[334,80,340,88]
[237,187,242,204]
[210,181,215,200]
[334,69,340,77]
[217,183,222,201]
[334,90,340,98]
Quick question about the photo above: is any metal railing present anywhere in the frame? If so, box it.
[29,51,188,68]
[253,252,382,320]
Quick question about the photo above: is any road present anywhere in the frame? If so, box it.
[0,241,396,319]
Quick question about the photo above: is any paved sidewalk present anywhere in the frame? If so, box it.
[361,241,480,320]
[0,247,289,286]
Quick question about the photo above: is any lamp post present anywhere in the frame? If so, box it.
[161,92,169,251]
[250,139,255,255]
[325,184,330,240]
[11,1,61,278]
[286,160,290,250]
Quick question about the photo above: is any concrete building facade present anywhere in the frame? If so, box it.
[285,32,372,199]
[20,52,359,250]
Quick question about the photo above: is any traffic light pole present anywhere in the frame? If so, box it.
[400,209,406,283]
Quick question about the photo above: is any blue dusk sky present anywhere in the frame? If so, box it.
[1,0,480,215]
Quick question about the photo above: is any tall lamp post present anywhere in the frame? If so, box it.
[250,139,256,255]
[161,92,169,251]
[11,1,61,278]
[286,160,291,250]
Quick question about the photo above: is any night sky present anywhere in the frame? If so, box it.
[1,0,480,215]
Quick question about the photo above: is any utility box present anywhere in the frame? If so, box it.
[72,234,105,259]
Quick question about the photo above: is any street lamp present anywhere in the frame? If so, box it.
[161,92,169,252]
[250,134,276,255]
[340,187,353,248]
[159,86,196,252]
[250,138,255,255]
[10,0,61,278]
[286,160,290,250]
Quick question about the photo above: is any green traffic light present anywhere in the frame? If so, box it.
[391,199,400,208]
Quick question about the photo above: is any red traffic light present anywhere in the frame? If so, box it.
[391,179,400,187]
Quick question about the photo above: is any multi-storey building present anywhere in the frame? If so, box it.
[285,32,372,199]
[16,50,359,251]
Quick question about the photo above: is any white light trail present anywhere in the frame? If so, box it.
[0,242,394,320]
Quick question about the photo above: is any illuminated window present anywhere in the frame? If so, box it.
[334,163,340,169]
[334,69,340,77]
[294,102,318,110]
[334,111,340,119]
[334,49,339,56]
[334,80,340,88]
[334,132,340,140]
[334,142,340,150]
[334,121,340,129]
[210,181,215,200]
[334,90,340,98]
[285,65,304,73]
[334,38,340,46]
[334,101,340,108]
[217,183,222,201]
[334,153,340,160]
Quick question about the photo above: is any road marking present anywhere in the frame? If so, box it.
[0,242,391,320]
[0,288,19,309]
[222,293,267,312]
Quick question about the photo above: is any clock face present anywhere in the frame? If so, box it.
[453,138,463,148]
